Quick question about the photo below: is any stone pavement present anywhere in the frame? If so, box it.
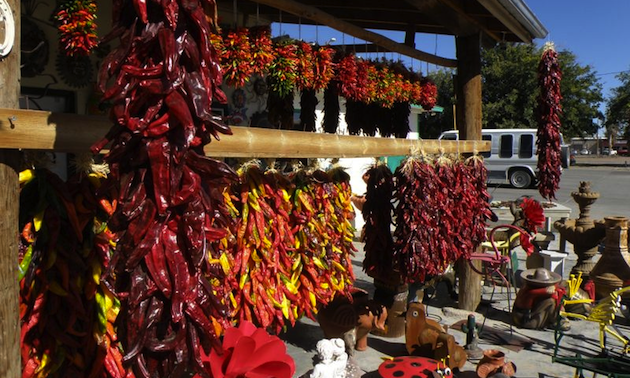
[280,239,630,378]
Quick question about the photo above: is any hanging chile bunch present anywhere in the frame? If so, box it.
[267,41,298,129]
[362,163,397,282]
[536,42,563,200]
[92,0,238,376]
[392,155,493,283]
[248,25,274,77]
[220,28,253,88]
[55,0,99,56]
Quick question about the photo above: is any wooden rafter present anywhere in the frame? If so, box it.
[250,0,458,67]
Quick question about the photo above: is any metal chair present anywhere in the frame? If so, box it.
[468,224,530,333]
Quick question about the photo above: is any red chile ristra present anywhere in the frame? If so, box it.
[536,42,563,200]
[92,0,237,376]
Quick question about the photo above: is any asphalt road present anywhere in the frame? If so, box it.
[487,164,630,221]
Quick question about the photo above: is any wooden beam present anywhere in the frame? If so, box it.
[0,0,21,376]
[0,109,489,157]
[251,0,457,67]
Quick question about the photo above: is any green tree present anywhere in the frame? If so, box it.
[606,70,630,140]
[422,43,604,138]
[420,69,455,138]
[481,43,539,129]
[558,50,603,137]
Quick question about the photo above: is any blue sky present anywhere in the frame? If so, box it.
[272,0,630,107]
[527,0,630,100]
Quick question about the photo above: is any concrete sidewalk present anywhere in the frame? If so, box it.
[281,239,630,378]
[573,155,630,167]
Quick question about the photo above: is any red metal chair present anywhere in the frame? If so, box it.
[468,224,532,333]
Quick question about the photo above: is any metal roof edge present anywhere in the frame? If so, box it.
[497,0,549,40]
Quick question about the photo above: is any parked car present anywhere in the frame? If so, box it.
[580,149,590,155]
[616,146,629,156]
[438,128,570,189]
[602,148,617,155]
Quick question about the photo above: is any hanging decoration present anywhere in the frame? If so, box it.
[312,45,336,91]
[18,166,130,378]
[92,0,236,376]
[267,41,299,98]
[54,0,99,56]
[362,163,396,282]
[220,28,254,87]
[21,17,49,77]
[536,42,563,200]
[216,164,357,332]
[56,53,93,88]
[248,25,275,76]
[392,155,493,283]
[294,41,315,90]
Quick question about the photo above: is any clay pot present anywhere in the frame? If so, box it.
[476,350,516,378]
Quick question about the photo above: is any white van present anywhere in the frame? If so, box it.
[438,129,570,189]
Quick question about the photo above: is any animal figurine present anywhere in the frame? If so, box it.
[406,302,467,370]
[562,274,630,354]
[318,290,387,354]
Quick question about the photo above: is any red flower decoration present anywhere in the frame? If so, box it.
[206,321,295,378]
[520,197,545,233]
[519,232,536,255]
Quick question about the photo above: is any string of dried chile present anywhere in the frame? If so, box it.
[393,155,492,283]
[464,156,494,248]
[393,157,440,282]
[226,165,298,334]
[248,25,274,77]
[91,1,237,377]
[536,42,563,200]
[18,169,127,378]
[362,164,397,281]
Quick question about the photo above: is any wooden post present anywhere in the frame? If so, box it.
[455,33,482,141]
[0,0,21,376]
[455,33,483,311]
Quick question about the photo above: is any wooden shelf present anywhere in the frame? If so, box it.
[0,108,489,158]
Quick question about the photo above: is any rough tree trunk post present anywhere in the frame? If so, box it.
[0,0,21,376]
[455,33,483,311]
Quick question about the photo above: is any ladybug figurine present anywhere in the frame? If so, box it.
[378,356,455,378]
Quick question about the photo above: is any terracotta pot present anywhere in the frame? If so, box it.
[476,350,505,378]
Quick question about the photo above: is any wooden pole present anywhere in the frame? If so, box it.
[455,33,482,141]
[252,0,457,68]
[0,109,490,157]
[455,33,483,311]
[0,0,21,376]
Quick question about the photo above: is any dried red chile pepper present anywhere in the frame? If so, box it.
[92,0,237,376]
[392,156,492,283]
[536,43,563,200]
[362,164,396,281]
